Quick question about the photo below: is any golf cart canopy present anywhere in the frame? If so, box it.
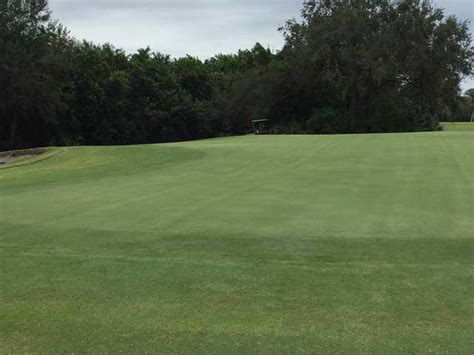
[251,119,270,135]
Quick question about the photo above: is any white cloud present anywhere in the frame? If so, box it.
[49,0,300,58]
[48,0,473,90]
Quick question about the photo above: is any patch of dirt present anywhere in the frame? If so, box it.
[0,148,46,165]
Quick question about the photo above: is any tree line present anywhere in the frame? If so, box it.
[1,0,472,150]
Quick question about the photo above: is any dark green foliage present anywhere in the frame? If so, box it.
[278,0,473,133]
[451,88,474,122]
[0,0,472,149]
[0,0,72,149]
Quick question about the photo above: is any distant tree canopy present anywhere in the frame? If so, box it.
[278,0,473,132]
[454,88,474,122]
[0,0,71,149]
[0,0,473,150]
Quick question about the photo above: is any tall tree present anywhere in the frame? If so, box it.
[465,88,474,122]
[280,0,473,132]
[0,0,72,149]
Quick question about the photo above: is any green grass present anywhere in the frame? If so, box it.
[1,131,473,353]
[441,121,474,131]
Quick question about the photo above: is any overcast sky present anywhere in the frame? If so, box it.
[49,0,473,90]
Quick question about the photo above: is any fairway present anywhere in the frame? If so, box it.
[1,130,473,353]
[441,121,474,132]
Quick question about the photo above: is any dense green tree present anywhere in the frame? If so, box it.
[0,0,72,148]
[206,44,278,135]
[279,0,473,133]
[65,42,131,145]
[464,88,474,122]
[127,49,181,142]
[1,0,472,149]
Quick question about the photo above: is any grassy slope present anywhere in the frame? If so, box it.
[1,129,473,353]
[441,121,474,131]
